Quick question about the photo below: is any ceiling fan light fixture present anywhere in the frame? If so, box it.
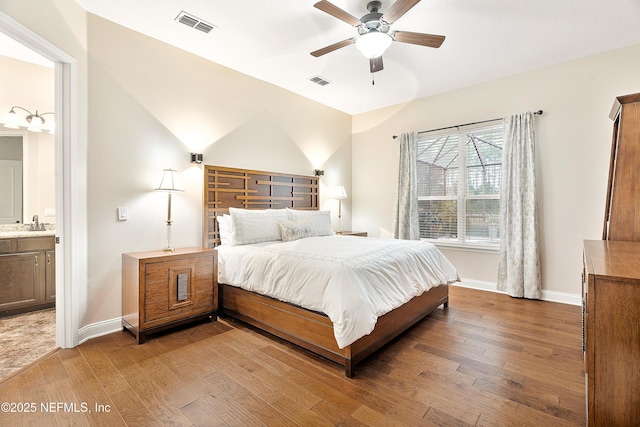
[355,30,392,59]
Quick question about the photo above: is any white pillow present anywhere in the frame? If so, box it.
[286,208,332,236]
[216,215,231,245]
[229,208,287,245]
[278,219,315,242]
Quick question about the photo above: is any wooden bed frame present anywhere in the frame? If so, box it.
[203,165,449,377]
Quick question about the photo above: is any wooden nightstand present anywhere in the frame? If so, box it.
[335,231,368,237]
[122,247,217,344]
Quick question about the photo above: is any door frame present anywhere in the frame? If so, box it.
[0,11,80,347]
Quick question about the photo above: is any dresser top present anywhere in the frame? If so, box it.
[584,239,640,281]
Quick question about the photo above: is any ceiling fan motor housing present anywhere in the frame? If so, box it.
[359,1,389,35]
[366,1,382,13]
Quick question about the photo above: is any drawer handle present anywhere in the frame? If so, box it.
[47,253,51,264]
[35,255,38,266]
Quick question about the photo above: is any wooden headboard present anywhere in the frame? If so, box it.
[203,165,319,248]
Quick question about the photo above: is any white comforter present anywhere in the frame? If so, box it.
[217,236,459,348]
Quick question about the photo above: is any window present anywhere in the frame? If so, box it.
[417,121,503,246]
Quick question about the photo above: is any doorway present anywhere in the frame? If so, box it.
[0,10,79,350]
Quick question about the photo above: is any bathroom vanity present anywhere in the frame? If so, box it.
[0,229,55,317]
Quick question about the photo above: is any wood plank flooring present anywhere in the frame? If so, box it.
[0,286,586,426]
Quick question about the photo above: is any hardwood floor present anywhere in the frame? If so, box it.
[0,286,585,426]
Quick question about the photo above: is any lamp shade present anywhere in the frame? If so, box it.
[355,31,392,59]
[155,168,184,192]
[26,114,43,132]
[335,185,348,199]
[3,109,19,129]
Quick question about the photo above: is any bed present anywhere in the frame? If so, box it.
[203,165,458,377]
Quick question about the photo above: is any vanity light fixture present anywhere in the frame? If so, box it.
[3,106,55,134]
[155,169,184,252]
[190,153,203,164]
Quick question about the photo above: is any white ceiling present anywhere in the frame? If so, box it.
[10,1,640,115]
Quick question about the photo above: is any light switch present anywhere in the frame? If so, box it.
[117,207,129,221]
[44,208,56,217]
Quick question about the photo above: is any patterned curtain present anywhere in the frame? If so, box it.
[393,132,420,240]
[497,112,542,298]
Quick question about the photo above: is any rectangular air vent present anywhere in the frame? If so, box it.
[175,11,216,34]
[310,76,331,86]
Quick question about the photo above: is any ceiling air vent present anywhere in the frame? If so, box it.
[310,76,331,86]
[175,11,216,34]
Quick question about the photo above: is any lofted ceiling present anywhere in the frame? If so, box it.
[9,1,640,115]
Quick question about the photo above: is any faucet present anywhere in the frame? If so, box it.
[32,214,41,231]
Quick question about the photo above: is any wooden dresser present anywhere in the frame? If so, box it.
[582,240,640,426]
[583,92,640,425]
[602,93,640,240]
[122,247,217,343]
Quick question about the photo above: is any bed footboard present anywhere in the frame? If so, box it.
[219,283,449,377]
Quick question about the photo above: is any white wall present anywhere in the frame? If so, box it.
[353,43,640,298]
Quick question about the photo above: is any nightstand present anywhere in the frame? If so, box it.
[335,231,368,237]
[122,247,217,344]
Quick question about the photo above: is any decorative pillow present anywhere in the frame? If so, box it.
[228,208,287,245]
[286,208,332,236]
[278,219,315,242]
[216,215,231,245]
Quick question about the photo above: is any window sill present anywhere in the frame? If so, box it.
[424,239,499,254]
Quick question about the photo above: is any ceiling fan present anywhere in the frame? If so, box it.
[310,0,445,76]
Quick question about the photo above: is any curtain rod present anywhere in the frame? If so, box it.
[392,110,543,139]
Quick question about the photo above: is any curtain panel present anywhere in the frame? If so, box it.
[497,112,542,299]
[393,132,420,240]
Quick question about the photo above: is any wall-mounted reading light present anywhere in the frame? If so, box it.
[190,153,203,164]
[314,169,324,176]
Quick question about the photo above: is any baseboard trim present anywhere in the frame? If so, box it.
[76,282,581,345]
[77,317,122,345]
[453,279,581,306]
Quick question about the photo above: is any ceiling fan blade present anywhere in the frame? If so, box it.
[393,31,445,48]
[383,0,422,24]
[313,1,361,27]
[310,38,356,57]
[370,56,384,73]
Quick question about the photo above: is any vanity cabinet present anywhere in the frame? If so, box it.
[0,236,56,316]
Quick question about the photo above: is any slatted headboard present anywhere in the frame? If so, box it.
[203,165,319,248]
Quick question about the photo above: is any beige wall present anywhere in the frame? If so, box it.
[83,15,352,326]
[353,43,640,298]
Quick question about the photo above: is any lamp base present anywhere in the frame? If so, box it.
[163,220,174,252]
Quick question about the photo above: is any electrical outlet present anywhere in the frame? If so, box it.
[44,208,56,217]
